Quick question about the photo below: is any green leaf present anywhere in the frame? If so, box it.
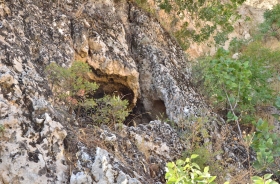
[176,159,185,166]
[191,154,199,159]
[191,163,200,170]
[209,176,217,183]
[204,166,209,173]
[252,176,264,183]
[166,162,175,168]
[264,174,273,180]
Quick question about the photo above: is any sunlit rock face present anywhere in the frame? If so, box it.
[70,0,205,123]
[69,120,185,184]
[244,0,279,9]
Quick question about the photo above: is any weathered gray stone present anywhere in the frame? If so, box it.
[0,98,9,117]
[70,172,93,184]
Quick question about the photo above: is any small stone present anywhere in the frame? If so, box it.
[13,60,23,73]
[36,118,44,124]
[216,154,222,160]
[232,53,239,59]
[244,33,251,40]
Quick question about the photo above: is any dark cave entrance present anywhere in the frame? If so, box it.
[93,82,134,107]
[86,67,168,126]
[150,100,168,121]
[88,67,136,108]
[125,99,168,125]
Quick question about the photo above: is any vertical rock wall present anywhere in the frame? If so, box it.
[0,0,209,183]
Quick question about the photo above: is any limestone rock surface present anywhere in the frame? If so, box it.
[0,0,196,183]
[68,121,184,183]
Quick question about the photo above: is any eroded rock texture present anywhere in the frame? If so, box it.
[0,0,209,183]
[68,121,184,184]
[70,0,205,122]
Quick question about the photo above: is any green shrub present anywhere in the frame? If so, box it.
[45,61,99,115]
[259,4,280,41]
[250,119,280,174]
[195,48,253,136]
[228,37,247,53]
[248,97,280,178]
[165,154,216,184]
[92,95,129,125]
[157,0,244,48]
[193,46,275,129]
[252,174,278,184]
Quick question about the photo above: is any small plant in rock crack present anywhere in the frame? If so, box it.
[165,154,216,184]
[92,95,129,126]
[156,112,171,124]
[45,61,99,117]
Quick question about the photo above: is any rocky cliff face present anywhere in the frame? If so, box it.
[0,0,258,183]
[0,0,206,183]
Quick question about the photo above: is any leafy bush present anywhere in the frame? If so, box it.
[193,47,275,131]
[248,98,280,178]
[195,49,252,136]
[228,37,247,53]
[45,62,99,114]
[157,0,244,48]
[165,154,216,184]
[250,119,280,174]
[193,3,280,127]
[252,174,278,184]
[93,95,129,125]
[259,4,280,40]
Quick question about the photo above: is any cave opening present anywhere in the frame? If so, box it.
[125,99,167,126]
[84,67,168,126]
[87,67,136,107]
[150,100,168,121]
[92,82,134,106]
